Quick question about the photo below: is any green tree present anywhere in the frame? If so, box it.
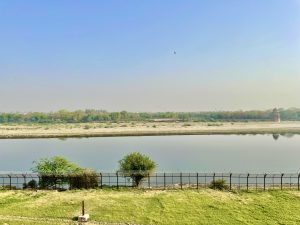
[118,152,156,187]
[32,156,81,188]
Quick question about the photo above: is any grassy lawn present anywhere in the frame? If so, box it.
[0,189,300,225]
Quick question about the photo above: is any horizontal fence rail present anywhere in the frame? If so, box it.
[0,172,300,191]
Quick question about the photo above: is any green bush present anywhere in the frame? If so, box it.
[209,179,229,190]
[38,175,67,189]
[32,156,82,189]
[119,152,156,187]
[69,169,99,189]
[23,179,38,189]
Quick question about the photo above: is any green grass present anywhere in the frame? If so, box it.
[0,189,300,225]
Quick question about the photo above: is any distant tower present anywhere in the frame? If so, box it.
[272,108,281,123]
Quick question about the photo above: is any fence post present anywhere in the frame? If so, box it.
[281,173,284,190]
[196,173,199,190]
[164,173,166,190]
[54,175,57,190]
[213,173,215,183]
[229,173,232,190]
[82,200,85,216]
[85,173,88,189]
[38,175,41,189]
[298,174,300,191]
[100,173,102,189]
[116,172,119,189]
[247,173,249,191]
[9,175,11,190]
[264,174,267,191]
[255,175,258,190]
[148,173,150,189]
[22,174,26,189]
[180,173,182,190]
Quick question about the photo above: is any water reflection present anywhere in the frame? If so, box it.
[280,133,295,138]
[272,134,280,140]
[272,133,295,140]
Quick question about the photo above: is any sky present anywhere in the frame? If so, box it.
[0,0,299,112]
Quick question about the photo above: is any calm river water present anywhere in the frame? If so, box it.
[0,134,299,172]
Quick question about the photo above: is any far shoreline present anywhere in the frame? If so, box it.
[0,121,300,139]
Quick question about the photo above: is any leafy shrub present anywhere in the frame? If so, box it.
[119,152,156,187]
[69,169,99,189]
[209,179,229,190]
[23,179,38,189]
[32,156,82,189]
[38,175,67,189]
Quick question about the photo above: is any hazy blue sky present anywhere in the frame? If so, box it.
[0,0,299,112]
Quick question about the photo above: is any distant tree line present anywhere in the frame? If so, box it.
[0,108,300,123]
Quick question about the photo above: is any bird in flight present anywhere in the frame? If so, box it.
[173,51,176,55]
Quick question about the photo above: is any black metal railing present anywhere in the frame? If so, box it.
[1,172,300,191]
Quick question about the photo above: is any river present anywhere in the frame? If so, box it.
[0,134,299,172]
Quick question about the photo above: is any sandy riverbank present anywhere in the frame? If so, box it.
[0,121,300,139]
